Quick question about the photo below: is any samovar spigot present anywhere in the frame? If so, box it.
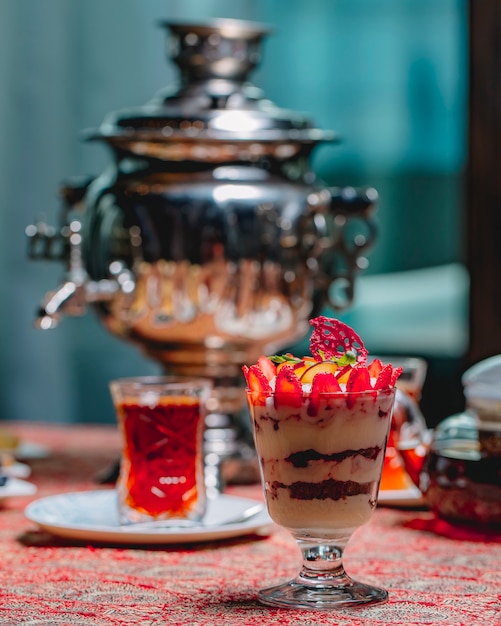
[27,179,130,329]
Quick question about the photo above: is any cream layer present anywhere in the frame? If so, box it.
[260,450,384,485]
[265,490,376,533]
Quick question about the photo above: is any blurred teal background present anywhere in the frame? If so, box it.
[0,0,468,425]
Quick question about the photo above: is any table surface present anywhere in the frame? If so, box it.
[1,421,500,626]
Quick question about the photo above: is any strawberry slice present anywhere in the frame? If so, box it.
[308,372,342,416]
[242,364,272,393]
[274,365,303,409]
[374,364,403,389]
[346,366,372,408]
[346,367,371,392]
[257,356,276,381]
[374,364,392,389]
[368,358,384,378]
[312,371,342,394]
[390,366,403,386]
[243,364,272,407]
[309,316,368,365]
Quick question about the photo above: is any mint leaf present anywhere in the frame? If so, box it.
[268,354,301,365]
[337,350,357,366]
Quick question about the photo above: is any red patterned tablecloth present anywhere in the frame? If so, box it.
[0,422,500,626]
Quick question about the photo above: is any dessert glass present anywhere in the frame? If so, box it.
[109,376,211,525]
[246,385,397,609]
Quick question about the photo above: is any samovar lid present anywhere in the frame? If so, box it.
[88,18,338,146]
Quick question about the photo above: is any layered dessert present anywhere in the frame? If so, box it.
[244,316,401,537]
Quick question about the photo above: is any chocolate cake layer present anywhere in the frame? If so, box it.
[285,446,382,468]
[269,478,377,501]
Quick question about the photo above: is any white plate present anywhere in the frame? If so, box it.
[25,490,273,544]
[0,477,37,503]
[378,485,424,507]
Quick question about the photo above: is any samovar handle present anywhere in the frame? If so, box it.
[306,186,379,311]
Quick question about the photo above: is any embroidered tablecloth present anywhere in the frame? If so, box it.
[0,422,500,626]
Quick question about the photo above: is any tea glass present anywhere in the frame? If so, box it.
[378,357,427,491]
[109,376,212,525]
[246,386,397,609]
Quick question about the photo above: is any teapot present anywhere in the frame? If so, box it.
[397,356,501,528]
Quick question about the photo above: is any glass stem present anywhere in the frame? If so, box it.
[295,537,353,588]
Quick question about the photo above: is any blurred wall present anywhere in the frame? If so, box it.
[0,0,467,424]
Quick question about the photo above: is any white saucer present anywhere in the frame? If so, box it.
[16,441,51,460]
[0,477,37,503]
[1,441,50,460]
[25,490,273,544]
[378,485,424,507]
[2,462,32,479]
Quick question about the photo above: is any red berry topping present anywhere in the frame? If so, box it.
[390,366,403,387]
[374,364,403,389]
[274,365,303,408]
[257,356,277,381]
[312,371,343,394]
[245,318,402,410]
[368,358,384,378]
[242,364,272,393]
[308,372,342,416]
[346,367,372,393]
[309,316,368,365]
[346,367,373,407]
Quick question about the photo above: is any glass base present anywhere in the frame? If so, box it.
[258,578,388,610]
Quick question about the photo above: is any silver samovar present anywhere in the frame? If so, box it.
[27,19,378,486]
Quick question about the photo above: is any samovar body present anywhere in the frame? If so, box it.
[86,165,314,370]
[81,158,375,377]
